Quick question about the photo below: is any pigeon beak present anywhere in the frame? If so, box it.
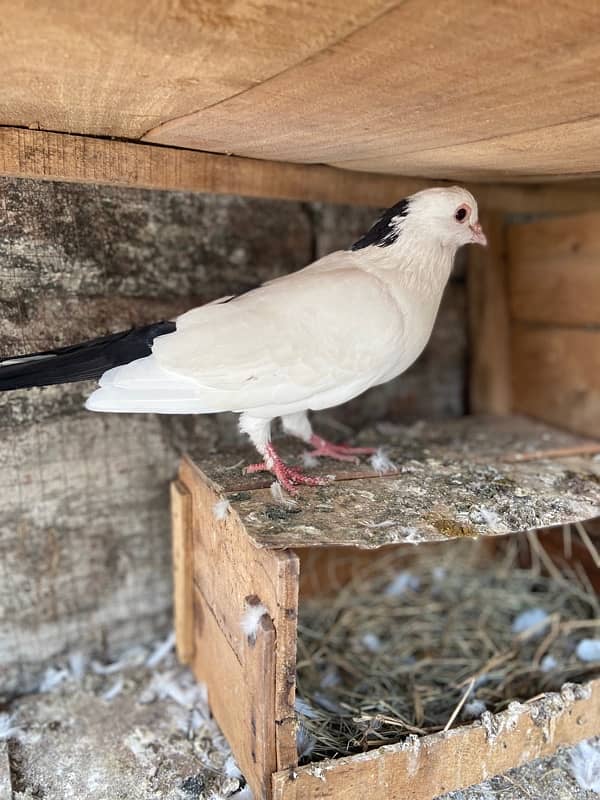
[470,222,487,246]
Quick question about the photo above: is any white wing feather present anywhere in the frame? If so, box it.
[87,258,406,416]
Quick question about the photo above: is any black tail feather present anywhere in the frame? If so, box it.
[0,321,176,391]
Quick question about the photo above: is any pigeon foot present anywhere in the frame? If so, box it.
[307,434,377,464]
[245,443,331,495]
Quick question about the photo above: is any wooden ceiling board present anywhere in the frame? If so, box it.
[145,0,600,180]
[0,0,396,138]
[333,117,600,181]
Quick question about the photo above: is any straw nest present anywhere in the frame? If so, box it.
[295,534,600,762]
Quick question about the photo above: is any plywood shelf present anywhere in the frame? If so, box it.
[185,415,600,550]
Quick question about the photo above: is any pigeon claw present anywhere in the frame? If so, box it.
[245,443,331,496]
[307,435,377,464]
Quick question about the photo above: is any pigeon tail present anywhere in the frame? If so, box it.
[0,321,175,390]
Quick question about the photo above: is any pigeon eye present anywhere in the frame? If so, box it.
[455,206,468,222]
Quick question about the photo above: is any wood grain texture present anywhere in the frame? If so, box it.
[171,481,194,665]
[272,680,600,800]
[0,0,395,139]
[508,211,600,326]
[5,128,600,212]
[512,325,600,439]
[468,212,511,415]
[144,0,600,181]
[178,458,299,797]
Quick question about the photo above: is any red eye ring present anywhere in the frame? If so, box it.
[455,204,470,223]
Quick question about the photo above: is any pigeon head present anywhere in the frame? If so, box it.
[351,186,486,253]
[406,186,487,249]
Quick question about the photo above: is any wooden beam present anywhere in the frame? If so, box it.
[2,128,600,213]
[468,212,512,415]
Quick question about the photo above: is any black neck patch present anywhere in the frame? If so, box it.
[350,198,409,251]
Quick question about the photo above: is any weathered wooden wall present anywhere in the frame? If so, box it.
[0,178,467,696]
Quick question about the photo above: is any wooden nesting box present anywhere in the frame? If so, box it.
[172,417,600,800]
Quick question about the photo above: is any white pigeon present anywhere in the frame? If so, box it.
[0,186,486,494]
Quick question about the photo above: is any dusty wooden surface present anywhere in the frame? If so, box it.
[509,211,600,440]
[272,681,600,800]
[0,177,468,696]
[4,1,600,180]
[188,416,600,549]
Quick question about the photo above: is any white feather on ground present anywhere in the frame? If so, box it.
[385,570,420,597]
[296,724,316,759]
[369,448,398,475]
[575,639,600,662]
[39,667,69,692]
[67,651,88,681]
[0,713,21,740]
[361,632,382,653]
[146,630,176,668]
[241,602,268,640]
[570,739,600,792]
[511,608,550,636]
[212,498,231,520]
[101,677,124,702]
[270,481,297,507]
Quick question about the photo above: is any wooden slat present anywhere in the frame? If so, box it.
[171,481,194,665]
[508,212,600,326]
[512,326,600,438]
[3,128,600,213]
[272,680,600,800]
[468,212,511,414]
[179,458,299,794]
[145,1,600,181]
[0,0,395,139]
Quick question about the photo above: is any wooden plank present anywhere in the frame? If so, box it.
[3,128,600,212]
[145,1,600,181]
[0,0,395,139]
[179,459,299,790]
[512,325,600,439]
[508,211,600,326]
[273,679,600,800]
[171,481,194,665]
[468,212,511,414]
[193,586,277,800]
[336,116,600,182]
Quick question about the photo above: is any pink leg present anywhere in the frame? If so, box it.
[245,443,331,495]
[307,434,377,464]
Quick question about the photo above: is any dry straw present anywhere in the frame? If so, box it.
[295,535,599,762]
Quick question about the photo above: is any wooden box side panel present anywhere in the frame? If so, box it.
[273,680,600,800]
[509,211,600,438]
[178,458,299,798]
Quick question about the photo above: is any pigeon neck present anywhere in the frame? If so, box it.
[362,233,456,297]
